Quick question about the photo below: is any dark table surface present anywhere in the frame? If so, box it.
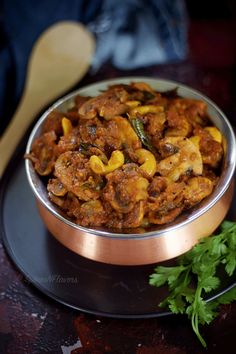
[1,20,236,354]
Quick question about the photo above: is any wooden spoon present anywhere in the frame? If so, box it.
[0,21,95,178]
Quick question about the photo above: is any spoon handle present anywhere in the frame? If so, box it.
[0,90,43,178]
[0,21,95,179]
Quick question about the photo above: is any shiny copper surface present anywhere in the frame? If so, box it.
[25,78,236,265]
[36,181,233,265]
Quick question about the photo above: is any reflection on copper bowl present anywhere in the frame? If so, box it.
[25,77,236,265]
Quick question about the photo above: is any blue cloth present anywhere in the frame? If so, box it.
[0,0,188,135]
[89,0,188,70]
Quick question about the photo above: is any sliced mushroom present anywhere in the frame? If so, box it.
[54,151,101,201]
[156,137,203,181]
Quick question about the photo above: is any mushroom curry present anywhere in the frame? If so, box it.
[26,82,224,229]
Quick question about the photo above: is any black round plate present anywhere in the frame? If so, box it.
[1,155,236,318]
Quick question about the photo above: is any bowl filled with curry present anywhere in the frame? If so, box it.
[25,77,236,265]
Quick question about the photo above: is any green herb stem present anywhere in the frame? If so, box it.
[191,285,207,348]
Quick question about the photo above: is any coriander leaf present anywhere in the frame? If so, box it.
[205,285,236,315]
[200,276,220,293]
[192,257,215,276]
[215,285,236,304]
[210,237,227,256]
[204,300,220,315]
[183,288,195,303]
[159,292,187,314]
[149,265,186,288]
[168,295,186,314]
[201,301,219,324]
[187,296,215,325]
[221,220,236,231]
[149,273,167,287]
[159,296,171,310]
[228,232,236,249]
[224,252,236,276]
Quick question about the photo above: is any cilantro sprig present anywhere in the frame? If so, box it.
[149,220,236,347]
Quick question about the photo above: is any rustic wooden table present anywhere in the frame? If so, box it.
[1,21,236,354]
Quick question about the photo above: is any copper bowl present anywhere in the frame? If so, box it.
[25,77,236,265]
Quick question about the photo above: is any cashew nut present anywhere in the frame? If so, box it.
[191,127,222,147]
[125,100,141,108]
[61,117,73,136]
[112,116,141,149]
[204,126,222,143]
[129,105,164,117]
[136,148,157,177]
[89,150,124,174]
[189,135,201,148]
